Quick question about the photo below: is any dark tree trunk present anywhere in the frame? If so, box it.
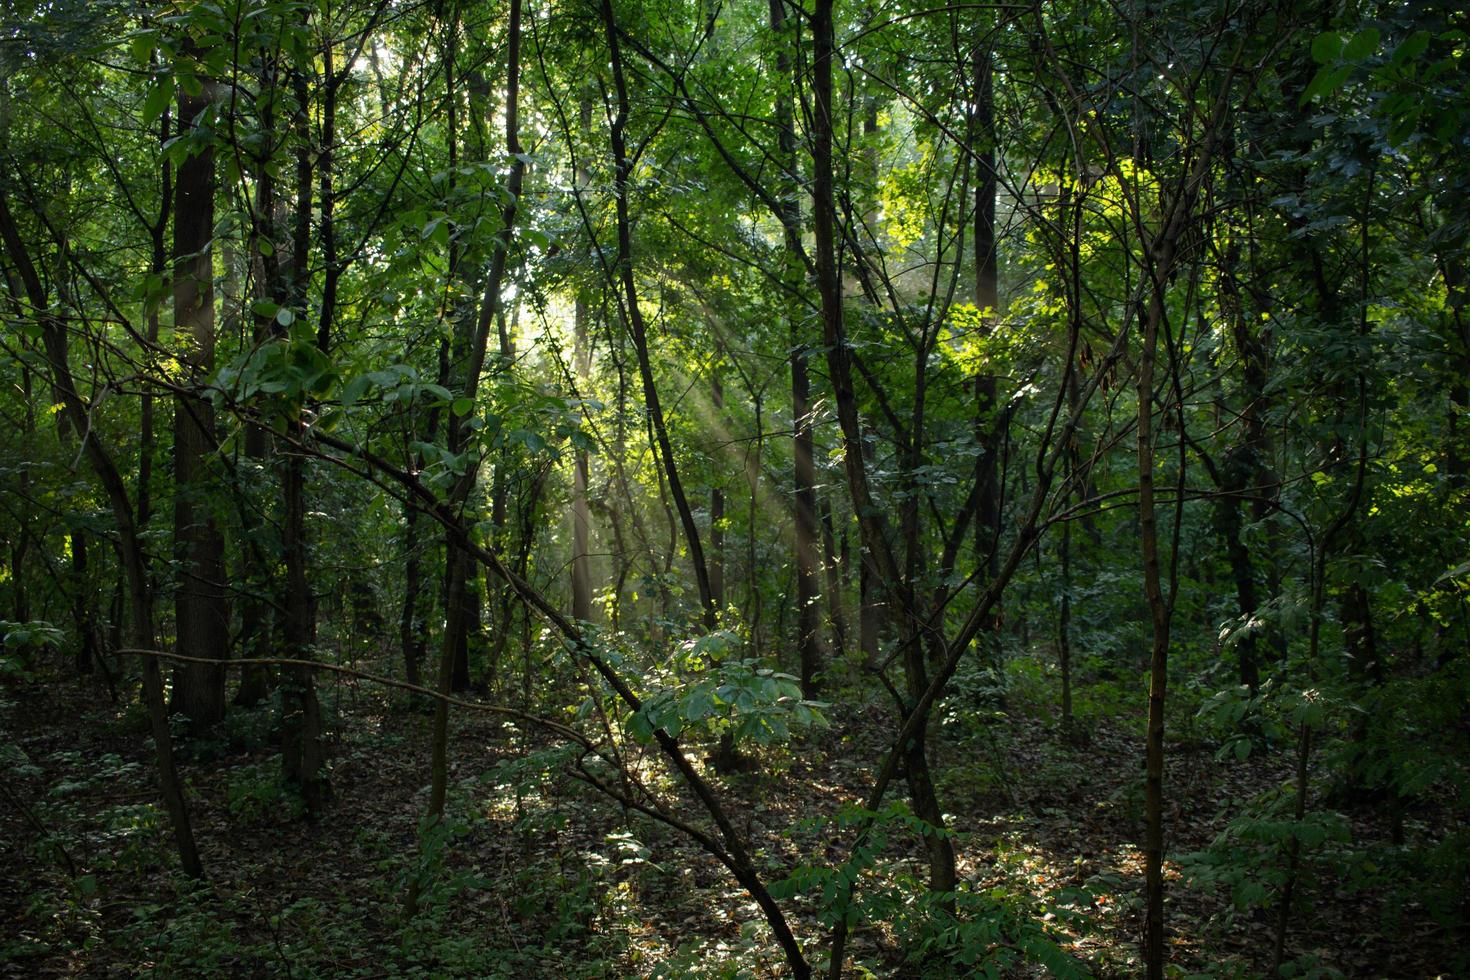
[237,83,283,709]
[1214,470,1261,692]
[1,189,203,878]
[1139,275,1172,980]
[279,443,325,815]
[768,0,822,693]
[400,507,429,688]
[603,17,717,633]
[859,544,881,664]
[711,367,725,613]
[811,0,955,904]
[972,41,1003,673]
[276,43,326,811]
[1058,521,1074,732]
[819,498,848,660]
[169,67,230,730]
[571,269,594,622]
[70,530,98,676]
[418,0,527,913]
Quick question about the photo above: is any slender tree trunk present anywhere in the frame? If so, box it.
[819,498,848,659]
[1214,167,1273,690]
[859,542,881,663]
[1341,557,1380,685]
[237,71,285,709]
[711,367,725,613]
[488,309,517,679]
[792,310,822,695]
[746,392,764,647]
[12,369,31,625]
[138,75,169,585]
[1214,468,1261,692]
[811,0,955,905]
[415,0,527,915]
[0,190,202,878]
[400,509,429,687]
[438,13,477,698]
[272,33,329,809]
[709,364,744,773]
[1058,520,1074,732]
[571,135,595,624]
[1139,247,1176,980]
[169,64,230,729]
[279,441,325,814]
[70,530,98,676]
[600,0,717,633]
[972,39,1003,673]
[769,0,823,695]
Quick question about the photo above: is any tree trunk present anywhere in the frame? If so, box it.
[169,66,230,731]
[69,530,99,676]
[1138,230,1184,980]
[710,367,725,613]
[811,0,955,904]
[571,243,594,623]
[236,85,283,709]
[416,0,527,913]
[770,0,823,694]
[0,189,203,878]
[1058,521,1074,733]
[602,5,717,633]
[274,39,326,810]
[819,498,849,660]
[972,39,1003,675]
[279,441,325,814]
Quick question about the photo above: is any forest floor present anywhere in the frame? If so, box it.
[1,658,1460,978]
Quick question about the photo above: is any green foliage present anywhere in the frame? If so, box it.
[910,881,1091,979]
[1,620,63,679]
[628,658,828,746]
[1181,790,1351,924]
[224,760,305,825]
[612,630,828,748]
[1,0,1468,975]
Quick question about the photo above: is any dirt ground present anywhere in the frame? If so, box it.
[1,668,1462,978]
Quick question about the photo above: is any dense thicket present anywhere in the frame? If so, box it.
[2,0,1467,976]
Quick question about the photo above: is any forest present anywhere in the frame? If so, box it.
[0,0,1467,976]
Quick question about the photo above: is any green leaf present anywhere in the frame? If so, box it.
[1393,30,1431,65]
[512,429,546,453]
[451,397,474,416]
[1310,32,1342,65]
[422,216,450,247]
[1301,64,1353,104]
[626,710,654,744]
[129,32,154,66]
[682,686,714,722]
[340,374,371,407]
[142,83,171,125]
[1343,28,1380,62]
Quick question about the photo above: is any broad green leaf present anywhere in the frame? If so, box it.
[1343,28,1380,62]
[142,83,171,125]
[1311,31,1343,64]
